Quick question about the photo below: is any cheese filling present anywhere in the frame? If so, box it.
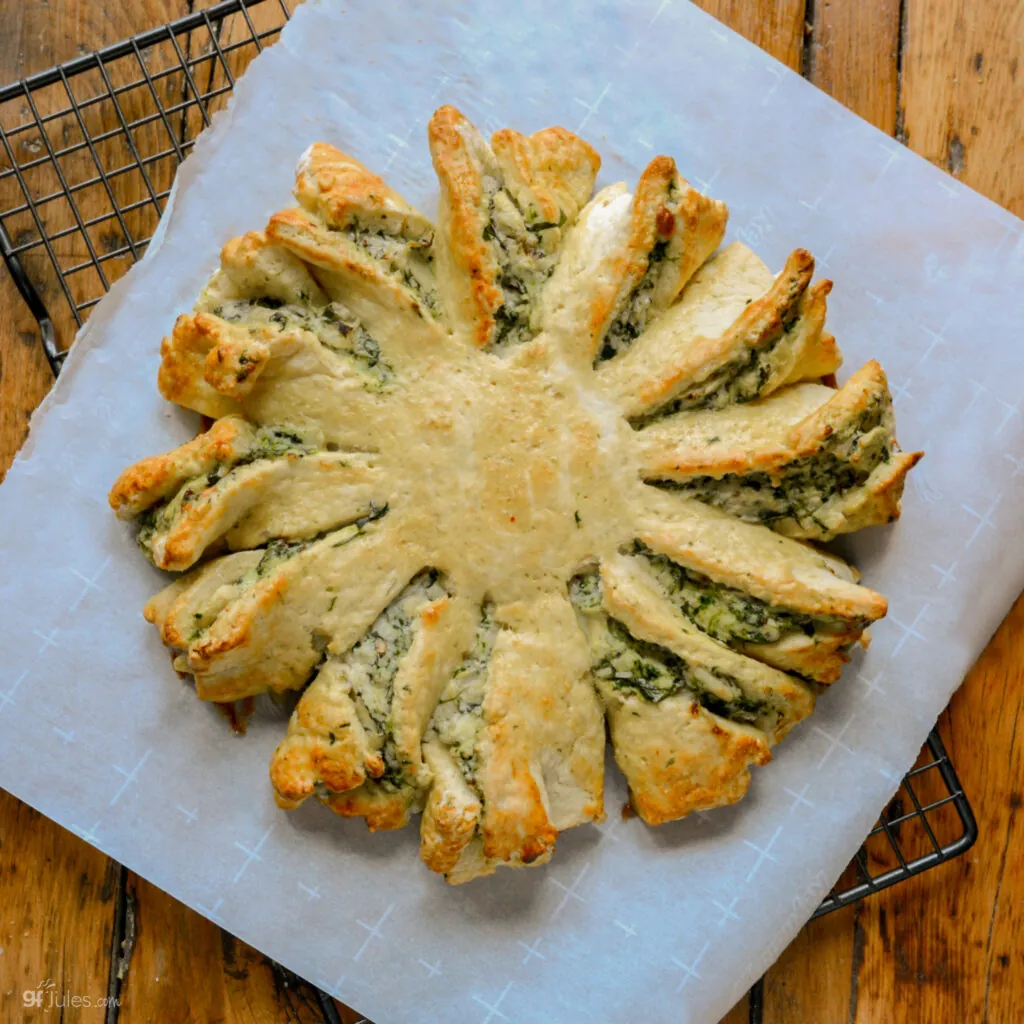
[651,312,801,417]
[181,519,375,647]
[207,298,395,389]
[347,569,449,791]
[347,221,441,318]
[653,396,893,528]
[427,603,498,790]
[483,174,563,348]
[632,542,858,646]
[600,237,673,362]
[569,572,778,729]
[133,425,321,562]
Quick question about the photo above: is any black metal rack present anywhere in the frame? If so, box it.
[0,2,977,1020]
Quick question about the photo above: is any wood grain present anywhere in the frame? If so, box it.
[853,597,1024,1023]
[694,0,808,70]
[0,793,116,1021]
[808,0,901,133]
[118,875,343,1024]
[1,2,1023,1023]
[902,0,1024,215]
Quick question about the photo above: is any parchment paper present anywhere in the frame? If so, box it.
[2,2,1023,1021]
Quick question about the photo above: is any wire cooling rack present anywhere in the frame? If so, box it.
[0,2,978,1020]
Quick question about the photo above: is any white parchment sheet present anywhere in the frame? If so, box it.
[1,2,1023,1021]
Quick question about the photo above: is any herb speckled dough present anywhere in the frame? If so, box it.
[109,106,920,883]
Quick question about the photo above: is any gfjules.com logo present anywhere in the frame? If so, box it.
[22,979,120,1012]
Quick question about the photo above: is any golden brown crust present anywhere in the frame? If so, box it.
[477,594,605,867]
[295,142,434,240]
[637,360,923,539]
[269,584,465,827]
[427,106,502,349]
[419,741,483,876]
[266,207,419,315]
[429,108,601,351]
[740,632,854,685]
[599,158,728,357]
[325,786,413,831]
[203,230,327,308]
[149,456,384,572]
[157,314,248,418]
[185,524,417,702]
[202,330,270,399]
[599,554,816,744]
[601,247,841,418]
[490,126,600,226]
[541,158,727,364]
[109,415,254,518]
[633,488,888,623]
[150,551,263,657]
[268,659,371,808]
[610,693,771,825]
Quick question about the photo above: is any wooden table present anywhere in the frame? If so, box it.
[1,2,1021,1021]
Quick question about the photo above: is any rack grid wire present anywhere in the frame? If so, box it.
[0,2,978,1020]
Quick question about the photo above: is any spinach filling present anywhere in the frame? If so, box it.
[133,425,320,562]
[645,305,802,420]
[347,569,448,792]
[429,603,498,789]
[182,517,380,645]
[482,175,564,348]
[632,542,857,646]
[239,425,318,463]
[599,238,672,362]
[209,298,394,389]
[653,396,892,529]
[568,572,773,726]
[346,223,441,319]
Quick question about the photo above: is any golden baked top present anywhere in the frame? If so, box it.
[110,105,920,884]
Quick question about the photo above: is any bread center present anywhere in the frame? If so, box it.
[385,342,635,602]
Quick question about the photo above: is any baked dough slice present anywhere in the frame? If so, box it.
[150,513,415,701]
[266,143,443,351]
[570,561,812,825]
[111,418,385,571]
[428,105,600,350]
[143,548,265,657]
[419,593,605,883]
[599,554,816,741]
[269,573,474,831]
[159,231,394,441]
[631,490,886,683]
[541,157,728,364]
[600,244,840,420]
[639,360,923,539]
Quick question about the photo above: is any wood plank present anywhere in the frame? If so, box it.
[901,0,1024,214]
[693,0,808,71]
[763,906,859,1021]
[807,0,901,133]
[0,792,116,1022]
[3,3,1024,1024]
[853,595,1024,1023]
[846,1,1024,1019]
[0,0,68,477]
[118,875,354,1024]
[0,5,339,1024]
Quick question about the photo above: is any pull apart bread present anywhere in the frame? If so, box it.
[110,105,920,884]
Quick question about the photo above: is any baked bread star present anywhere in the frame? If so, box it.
[110,105,920,883]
